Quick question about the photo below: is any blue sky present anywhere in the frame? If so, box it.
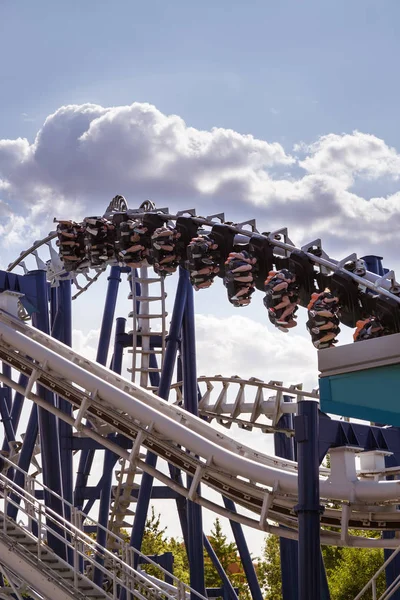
[2,0,400,148]
[1,0,400,553]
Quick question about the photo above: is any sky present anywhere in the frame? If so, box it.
[1,0,400,557]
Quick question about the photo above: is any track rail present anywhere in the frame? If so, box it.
[1,312,400,547]
[7,208,400,310]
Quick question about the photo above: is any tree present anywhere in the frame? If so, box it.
[257,530,385,600]
[140,506,189,582]
[204,518,252,599]
[327,544,385,600]
[258,534,283,600]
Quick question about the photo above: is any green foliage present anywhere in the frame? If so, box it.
[121,507,387,600]
[102,507,390,600]
[258,534,283,600]
[257,530,386,600]
[204,518,251,599]
[135,510,254,598]
[327,545,385,600]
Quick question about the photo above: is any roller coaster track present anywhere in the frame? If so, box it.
[1,310,400,550]
[173,375,319,431]
[6,208,400,309]
[6,231,107,301]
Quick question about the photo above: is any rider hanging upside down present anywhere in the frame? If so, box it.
[84,217,116,267]
[306,290,341,349]
[56,220,86,272]
[151,226,182,276]
[117,220,149,268]
[186,235,220,290]
[224,251,257,307]
[263,269,299,331]
[353,317,388,342]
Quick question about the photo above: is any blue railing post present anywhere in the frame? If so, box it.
[181,274,206,599]
[294,400,322,600]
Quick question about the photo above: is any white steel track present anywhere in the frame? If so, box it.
[0,311,400,548]
[7,210,400,306]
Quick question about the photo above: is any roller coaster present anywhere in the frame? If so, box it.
[0,196,400,600]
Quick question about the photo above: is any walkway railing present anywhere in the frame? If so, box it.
[0,456,208,600]
[354,544,400,600]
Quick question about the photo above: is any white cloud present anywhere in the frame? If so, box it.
[299,131,400,184]
[195,313,318,392]
[0,101,399,272]
[72,328,100,363]
[0,102,294,207]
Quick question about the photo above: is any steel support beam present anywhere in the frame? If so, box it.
[274,397,298,600]
[74,266,122,509]
[181,274,206,599]
[294,400,322,600]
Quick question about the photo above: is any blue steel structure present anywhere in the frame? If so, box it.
[2,222,400,600]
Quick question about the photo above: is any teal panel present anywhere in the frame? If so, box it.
[319,364,400,426]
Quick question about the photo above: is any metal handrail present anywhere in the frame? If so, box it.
[0,454,202,597]
[354,543,400,600]
[0,466,208,600]
[0,479,161,600]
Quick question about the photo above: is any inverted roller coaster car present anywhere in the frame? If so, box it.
[175,216,200,257]
[288,250,318,308]
[209,224,236,276]
[223,250,257,307]
[373,295,400,334]
[142,213,168,252]
[328,270,363,328]
[186,235,221,290]
[247,234,274,291]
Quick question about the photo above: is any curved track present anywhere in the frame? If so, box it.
[4,205,400,561]
[0,309,400,550]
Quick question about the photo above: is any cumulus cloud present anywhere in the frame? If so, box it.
[0,101,400,268]
[298,131,400,184]
[72,328,100,363]
[195,313,318,392]
[0,102,293,206]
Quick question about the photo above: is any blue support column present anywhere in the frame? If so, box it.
[50,286,59,329]
[8,405,38,519]
[7,270,43,514]
[2,374,29,453]
[53,279,74,564]
[129,269,188,565]
[274,397,298,600]
[93,316,125,587]
[294,400,322,600]
[55,280,73,509]
[0,364,13,454]
[74,266,122,509]
[96,266,122,366]
[362,255,384,276]
[0,389,16,448]
[31,271,65,558]
[181,274,206,599]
